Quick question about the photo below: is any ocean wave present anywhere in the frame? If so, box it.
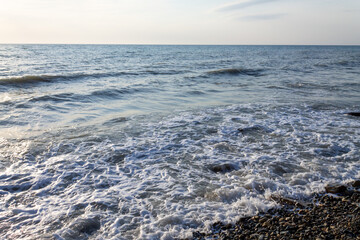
[90,88,145,99]
[186,90,206,95]
[315,59,360,69]
[143,69,186,75]
[29,93,80,103]
[281,66,314,74]
[205,68,265,77]
[26,87,155,104]
[0,75,54,84]
[0,72,140,86]
[335,60,353,67]
[0,69,187,87]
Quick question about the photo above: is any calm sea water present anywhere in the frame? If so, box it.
[0,45,359,239]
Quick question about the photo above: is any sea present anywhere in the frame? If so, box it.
[0,45,359,239]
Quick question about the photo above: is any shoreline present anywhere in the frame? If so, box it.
[186,182,360,240]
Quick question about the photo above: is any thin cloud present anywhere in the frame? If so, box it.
[239,13,286,21]
[216,0,279,12]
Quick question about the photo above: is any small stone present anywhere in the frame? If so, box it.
[209,164,236,173]
[325,184,347,194]
[250,233,259,239]
[259,218,267,223]
[352,180,360,188]
[346,112,360,117]
[298,209,307,215]
[262,220,271,228]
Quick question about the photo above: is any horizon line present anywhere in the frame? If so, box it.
[0,43,359,46]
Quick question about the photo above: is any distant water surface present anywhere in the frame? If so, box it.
[0,45,359,239]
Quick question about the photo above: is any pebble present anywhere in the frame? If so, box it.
[186,184,360,240]
[325,184,347,194]
[346,112,360,117]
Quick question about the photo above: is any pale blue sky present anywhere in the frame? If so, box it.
[0,0,359,44]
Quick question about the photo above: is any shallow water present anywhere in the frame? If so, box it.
[0,45,360,239]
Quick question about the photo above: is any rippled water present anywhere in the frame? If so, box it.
[0,45,360,239]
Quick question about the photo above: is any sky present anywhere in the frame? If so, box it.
[0,0,359,45]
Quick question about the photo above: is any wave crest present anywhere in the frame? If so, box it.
[0,72,139,86]
[0,75,53,84]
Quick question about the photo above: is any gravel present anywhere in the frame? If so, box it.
[185,182,360,240]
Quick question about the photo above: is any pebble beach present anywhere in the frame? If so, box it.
[189,181,360,240]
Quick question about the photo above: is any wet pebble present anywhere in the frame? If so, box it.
[187,185,360,240]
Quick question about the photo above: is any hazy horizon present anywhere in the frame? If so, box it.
[1,0,360,45]
[0,43,360,46]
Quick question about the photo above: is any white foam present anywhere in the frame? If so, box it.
[0,104,359,239]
